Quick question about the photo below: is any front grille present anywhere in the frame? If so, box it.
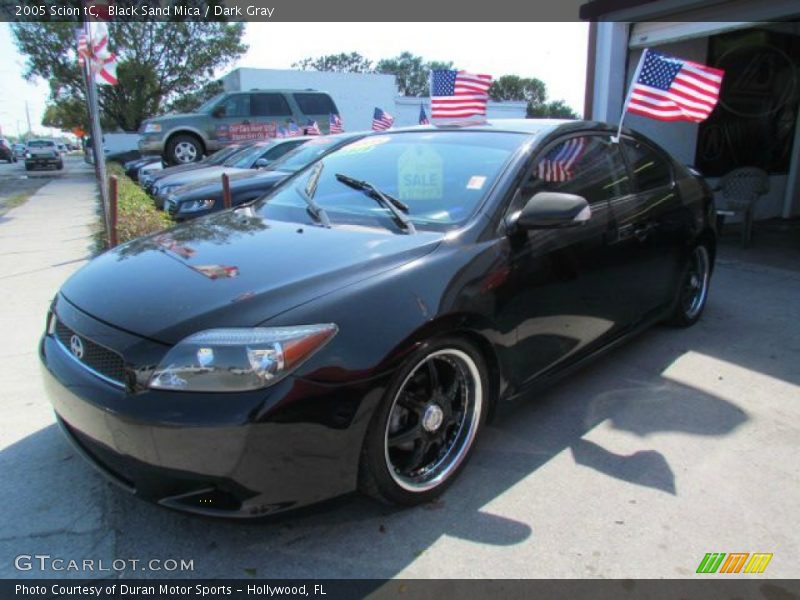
[165,197,178,217]
[54,319,126,386]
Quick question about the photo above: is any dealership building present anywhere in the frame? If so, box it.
[582,0,800,222]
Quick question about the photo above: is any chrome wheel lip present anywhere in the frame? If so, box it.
[174,141,198,163]
[384,348,482,493]
[682,245,710,320]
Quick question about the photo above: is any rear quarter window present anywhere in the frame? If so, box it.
[622,139,673,190]
[251,93,292,117]
[293,93,338,116]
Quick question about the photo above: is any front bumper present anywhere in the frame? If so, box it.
[26,157,60,167]
[39,299,382,517]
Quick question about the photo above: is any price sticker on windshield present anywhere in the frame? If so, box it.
[398,146,443,201]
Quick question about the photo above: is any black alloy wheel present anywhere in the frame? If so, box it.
[360,337,488,505]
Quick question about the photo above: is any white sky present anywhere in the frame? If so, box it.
[0,21,588,137]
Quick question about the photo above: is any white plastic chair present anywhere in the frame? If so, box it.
[715,167,769,248]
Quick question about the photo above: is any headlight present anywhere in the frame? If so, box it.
[25,152,31,158]
[144,123,162,133]
[149,324,338,392]
[181,198,216,213]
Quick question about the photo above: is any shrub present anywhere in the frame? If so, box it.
[94,163,172,252]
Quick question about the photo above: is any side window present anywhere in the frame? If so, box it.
[293,93,337,115]
[622,139,673,190]
[251,94,292,117]
[528,135,632,204]
[218,94,250,118]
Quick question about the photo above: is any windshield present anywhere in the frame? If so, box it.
[256,131,526,231]
[197,94,224,114]
[28,140,55,147]
[207,143,251,166]
[266,136,352,173]
[222,143,272,168]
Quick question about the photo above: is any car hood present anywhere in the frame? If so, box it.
[60,209,443,344]
[172,170,291,200]
[155,167,252,193]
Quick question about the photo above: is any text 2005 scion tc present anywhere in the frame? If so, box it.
[40,120,717,517]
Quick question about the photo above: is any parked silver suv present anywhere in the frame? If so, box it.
[139,89,339,165]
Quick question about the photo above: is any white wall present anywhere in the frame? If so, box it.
[590,22,630,124]
[222,68,398,132]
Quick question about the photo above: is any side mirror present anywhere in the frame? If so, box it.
[254,158,270,168]
[511,192,591,230]
[211,106,225,118]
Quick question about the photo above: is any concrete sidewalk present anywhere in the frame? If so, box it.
[0,165,798,580]
[0,158,97,454]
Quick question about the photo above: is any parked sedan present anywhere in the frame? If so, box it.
[164,133,365,220]
[0,139,15,163]
[123,156,162,181]
[140,142,253,195]
[40,120,716,517]
[151,138,309,209]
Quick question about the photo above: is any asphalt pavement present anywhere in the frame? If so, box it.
[0,159,797,579]
[0,153,85,216]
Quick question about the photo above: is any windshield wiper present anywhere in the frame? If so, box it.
[295,162,332,228]
[334,173,415,234]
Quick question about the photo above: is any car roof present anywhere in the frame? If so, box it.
[233,89,332,94]
[388,118,620,138]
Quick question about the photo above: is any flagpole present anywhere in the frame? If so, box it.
[613,48,648,143]
[83,16,111,245]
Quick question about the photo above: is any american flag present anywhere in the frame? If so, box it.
[419,104,430,125]
[329,113,343,134]
[372,107,394,131]
[535,138,586,183]
[287,120,302,137]
[627,50,724,122]
[430,70,492,119]
[305,119,321,136]
[76,23,118,85]
[76,31,89,66]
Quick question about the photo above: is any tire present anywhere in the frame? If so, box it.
[666,242,712,327]
[359,336,489,506]
[165,134,203,165]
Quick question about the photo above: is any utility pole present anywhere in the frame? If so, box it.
[25,101,32,137]
[82,17,111,243]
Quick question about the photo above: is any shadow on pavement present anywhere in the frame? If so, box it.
[1,319,749,579]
